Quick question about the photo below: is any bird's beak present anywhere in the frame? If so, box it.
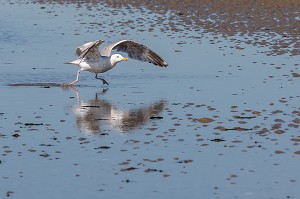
[123,57,129,61]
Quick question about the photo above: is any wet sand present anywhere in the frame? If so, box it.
[1,1,300,199]
[34,0,300,56]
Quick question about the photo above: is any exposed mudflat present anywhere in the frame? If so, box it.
[1,1,300,199]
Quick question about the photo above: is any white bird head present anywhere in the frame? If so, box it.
[110,54,128,66]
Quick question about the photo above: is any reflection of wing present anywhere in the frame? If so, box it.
[73,97,166,134]
[100,40,168,67]
[75,40,104,61]
[110,101,166,132]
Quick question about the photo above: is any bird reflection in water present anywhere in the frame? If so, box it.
[69,87,166,134]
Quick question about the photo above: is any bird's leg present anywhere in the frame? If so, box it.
[70,69,82,85]
[95,73,109,85]
[70,87,80,103]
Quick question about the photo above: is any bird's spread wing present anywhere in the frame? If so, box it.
[76,40,104,60]
[100,40,168,67]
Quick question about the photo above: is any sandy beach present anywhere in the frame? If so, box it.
[1,1,300,198]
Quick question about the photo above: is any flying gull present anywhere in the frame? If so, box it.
[65,39,168,85]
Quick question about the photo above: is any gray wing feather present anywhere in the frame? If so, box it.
[76,40,104,60]
[100,40,168,67]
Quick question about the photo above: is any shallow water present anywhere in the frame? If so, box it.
[1,1,300,199]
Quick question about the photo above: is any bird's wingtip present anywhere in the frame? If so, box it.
[64,59,81,65]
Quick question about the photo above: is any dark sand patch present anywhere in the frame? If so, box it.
[7,83,93,87]
[33,0,300,56]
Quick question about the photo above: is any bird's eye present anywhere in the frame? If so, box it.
[117,56,119,58]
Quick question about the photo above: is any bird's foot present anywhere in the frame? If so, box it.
[95,74,109,85]
[102,79,109,85]
[69,80,78,86]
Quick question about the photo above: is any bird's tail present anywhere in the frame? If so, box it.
[64,59,81,65]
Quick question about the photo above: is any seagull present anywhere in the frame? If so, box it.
[65,39,168,85]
